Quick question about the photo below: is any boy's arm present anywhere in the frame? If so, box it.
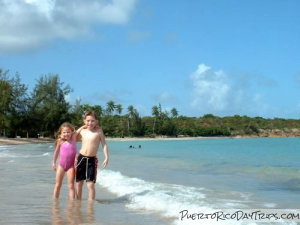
[99,128,109,168]
[52,141,61,171]
[73,125,86,166]
[73,125,86,141]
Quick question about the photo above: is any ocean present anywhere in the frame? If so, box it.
[0,137,299,225]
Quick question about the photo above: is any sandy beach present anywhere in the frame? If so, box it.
[0,137,54,146]
[0,136,234,146]
[0,134,293,146]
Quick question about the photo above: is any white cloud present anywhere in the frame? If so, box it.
[190,64,230,111]
[189,64,271,116]
[0,0,137,53]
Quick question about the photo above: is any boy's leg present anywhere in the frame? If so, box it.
[76,181,84,200]
[87,181,95,200]
[66,168,75,200]
[53,166,65,199]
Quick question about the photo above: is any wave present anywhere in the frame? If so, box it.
[97,170,298,225]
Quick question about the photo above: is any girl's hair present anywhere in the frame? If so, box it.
[83,110,98,120]
[55,122,75,146]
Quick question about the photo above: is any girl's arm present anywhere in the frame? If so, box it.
[52,140,61,171]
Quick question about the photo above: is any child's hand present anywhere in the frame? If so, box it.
[74,159,78,168]
[102,158,108,168]
[81,125,87,129]
[52,162,56,171]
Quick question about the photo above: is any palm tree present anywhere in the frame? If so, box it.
[152,105,159,135]
[116,104,123,115]
[106,100,115,115]
[127,105,135,135]
[93,105,103,119]
[171,107,178,118]
[127,105,135,118]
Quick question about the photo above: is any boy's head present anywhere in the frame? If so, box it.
[83,110,98,130]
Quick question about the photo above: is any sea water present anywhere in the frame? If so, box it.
[0,138,299,225]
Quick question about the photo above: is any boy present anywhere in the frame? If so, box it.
[75,110,109,200]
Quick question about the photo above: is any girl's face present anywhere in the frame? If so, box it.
[84,115,97,130]
[61,127,72,141]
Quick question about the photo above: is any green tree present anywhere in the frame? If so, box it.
[170,107,178,118]
[115,104,123,115]
[106,100,115,115]
[151,105,159,135]
[8,74,29,137]
[30,74,72,137]
[127,105,135,135]
[0,70,12,136]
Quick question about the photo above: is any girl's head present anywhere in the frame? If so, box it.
[83,110,98,130]
[56,122,75,141]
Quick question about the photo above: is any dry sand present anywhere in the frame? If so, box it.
[0,136,228,146]
[0,137,54,146]
[1,134,287,146]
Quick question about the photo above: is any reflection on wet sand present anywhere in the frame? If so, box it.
[52,199,96,225]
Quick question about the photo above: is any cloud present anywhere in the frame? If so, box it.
[189,64,271,116]
[190,64,230,111]
[0,0,137,53]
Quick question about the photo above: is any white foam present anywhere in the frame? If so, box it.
[263,203,277,208]
[0,151,51,158]
[97,170,237,225]
[0,152,18,158]
[97,170,297,225]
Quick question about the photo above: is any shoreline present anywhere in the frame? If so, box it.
[0,135,298,146]
[0,137,54,146]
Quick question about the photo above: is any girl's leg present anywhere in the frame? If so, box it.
[76,181,84,200]
[87,181,95,200]
[66,168,75,200]
[53,166,65,199]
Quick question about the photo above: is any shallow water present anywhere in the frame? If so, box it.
[0,138,299,225]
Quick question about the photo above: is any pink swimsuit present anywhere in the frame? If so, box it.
[59,140,77,171]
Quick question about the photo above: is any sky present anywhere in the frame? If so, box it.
[1,0,300,119]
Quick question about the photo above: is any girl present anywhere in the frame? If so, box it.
[52,122,85,199]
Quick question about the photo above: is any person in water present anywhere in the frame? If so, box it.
[75,110,109,200]
[52,122,85,199]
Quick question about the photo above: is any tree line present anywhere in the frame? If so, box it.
[1,69,300,138]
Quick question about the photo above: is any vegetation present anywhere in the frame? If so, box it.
[1,69,300,138]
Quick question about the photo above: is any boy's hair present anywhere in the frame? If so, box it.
[83,110,98,120]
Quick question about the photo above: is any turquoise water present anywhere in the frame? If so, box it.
[0,137,299,225]
[108,138,300,207]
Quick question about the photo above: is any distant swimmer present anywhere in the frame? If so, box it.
[129,145,141,149]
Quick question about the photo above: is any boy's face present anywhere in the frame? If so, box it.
[84,115,97,130]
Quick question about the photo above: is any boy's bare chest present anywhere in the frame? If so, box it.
[82,130,100,142]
